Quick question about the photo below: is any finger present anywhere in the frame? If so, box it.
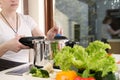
[53,27,59,34]
[60,28,63,35]
[47,33,55,40]
[14,46,21,53]
[54,24,61,34]
[57,27,60,34]
[20,44,30,49]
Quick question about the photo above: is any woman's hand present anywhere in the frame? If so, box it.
[47,24,63,40]
[4,35,29,53]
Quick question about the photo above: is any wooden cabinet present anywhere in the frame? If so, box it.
[108,39,120,54]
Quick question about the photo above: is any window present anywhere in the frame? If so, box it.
[23,0,53,34]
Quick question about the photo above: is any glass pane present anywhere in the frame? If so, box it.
[54,0,120,43]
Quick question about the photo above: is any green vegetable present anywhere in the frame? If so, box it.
[54,46,74,70]
[40,69,49,78]
[51,41,59,58]
[94,71,116,80]
[30,67,49,78]
[54,40,117,78]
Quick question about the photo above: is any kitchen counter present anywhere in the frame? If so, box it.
[107,39,120,54]
[108,39,120,42]
[0,62,55,80]
[0,73,25,80]
[0,63,30,80]
[0,54,120,80]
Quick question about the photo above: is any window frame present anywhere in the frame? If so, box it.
[23,0,29,15]
[44,0,54,34]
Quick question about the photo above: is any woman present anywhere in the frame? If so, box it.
[0,0,62,63]
[101,16,120,42]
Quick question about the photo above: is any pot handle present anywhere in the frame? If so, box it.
[19,36,44,48]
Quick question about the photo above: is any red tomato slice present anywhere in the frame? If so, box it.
[74,76,95,80]
[80,78,87,80]
[74,76,81,80]
[87,77,96,80]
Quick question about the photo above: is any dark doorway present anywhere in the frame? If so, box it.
[74,24,80,41]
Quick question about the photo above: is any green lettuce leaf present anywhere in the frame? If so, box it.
[53,40,117,78]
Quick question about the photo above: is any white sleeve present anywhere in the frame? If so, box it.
[106,25,112,30]
[24,15,37,30]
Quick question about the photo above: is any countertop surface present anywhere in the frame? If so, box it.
[0,63,29,80]
[0,54,120,80]
[108,39,120,42]
[0,62,55,80]
[0,73,25,80]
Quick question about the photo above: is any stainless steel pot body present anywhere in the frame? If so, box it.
[33,39,45,67]
[32,39,68,67]
[44,39,68,60]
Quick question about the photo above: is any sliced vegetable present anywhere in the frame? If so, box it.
[74,76,95,80]
[56,70,77,80]
[74,76,82,80]
[30,67,49,78]
[87,77,96,80]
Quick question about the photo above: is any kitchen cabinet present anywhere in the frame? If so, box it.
[108,39,120,54]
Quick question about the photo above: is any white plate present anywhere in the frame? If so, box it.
[23,69,61,80]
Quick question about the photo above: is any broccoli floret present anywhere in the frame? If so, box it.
[30,67,49,78]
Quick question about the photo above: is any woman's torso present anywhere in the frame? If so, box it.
[0,13,36,63]
[101,24,112,39]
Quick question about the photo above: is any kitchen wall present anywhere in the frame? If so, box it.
[54,9,69,38]
[55,9,80,40]
[28,0,45,33]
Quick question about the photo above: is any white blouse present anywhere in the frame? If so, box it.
[0,13,37,63]
[101,24,112,39]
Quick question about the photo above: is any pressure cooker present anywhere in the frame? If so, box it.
[19,35,69,67]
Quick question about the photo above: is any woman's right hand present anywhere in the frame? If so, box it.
[47,25,63,40]
[4,35,29,53]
